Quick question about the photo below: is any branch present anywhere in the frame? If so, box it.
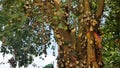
[54,0,61,6]
[95,0,105,19]
[84,0,91,13]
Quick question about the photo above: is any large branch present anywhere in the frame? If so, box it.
[84,0,91,13]
[95,0,105,19]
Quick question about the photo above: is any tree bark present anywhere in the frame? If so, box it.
[95,0,105,20]
[55,0,105,68]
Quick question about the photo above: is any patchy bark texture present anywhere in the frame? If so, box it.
[55,13,103,68]
[54,0,105,68]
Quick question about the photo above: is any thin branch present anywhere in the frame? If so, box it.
[95,0,105,19]
[84,0,91,13]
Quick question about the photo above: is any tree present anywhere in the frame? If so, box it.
[0,0,105,68]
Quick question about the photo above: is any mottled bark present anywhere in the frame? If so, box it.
[55,0,105,68]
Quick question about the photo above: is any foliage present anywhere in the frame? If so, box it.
[0,0,52,67]
[101,0,120,67]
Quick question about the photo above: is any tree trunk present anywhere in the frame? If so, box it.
[54,14,103,68]
[54,0,105,68]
